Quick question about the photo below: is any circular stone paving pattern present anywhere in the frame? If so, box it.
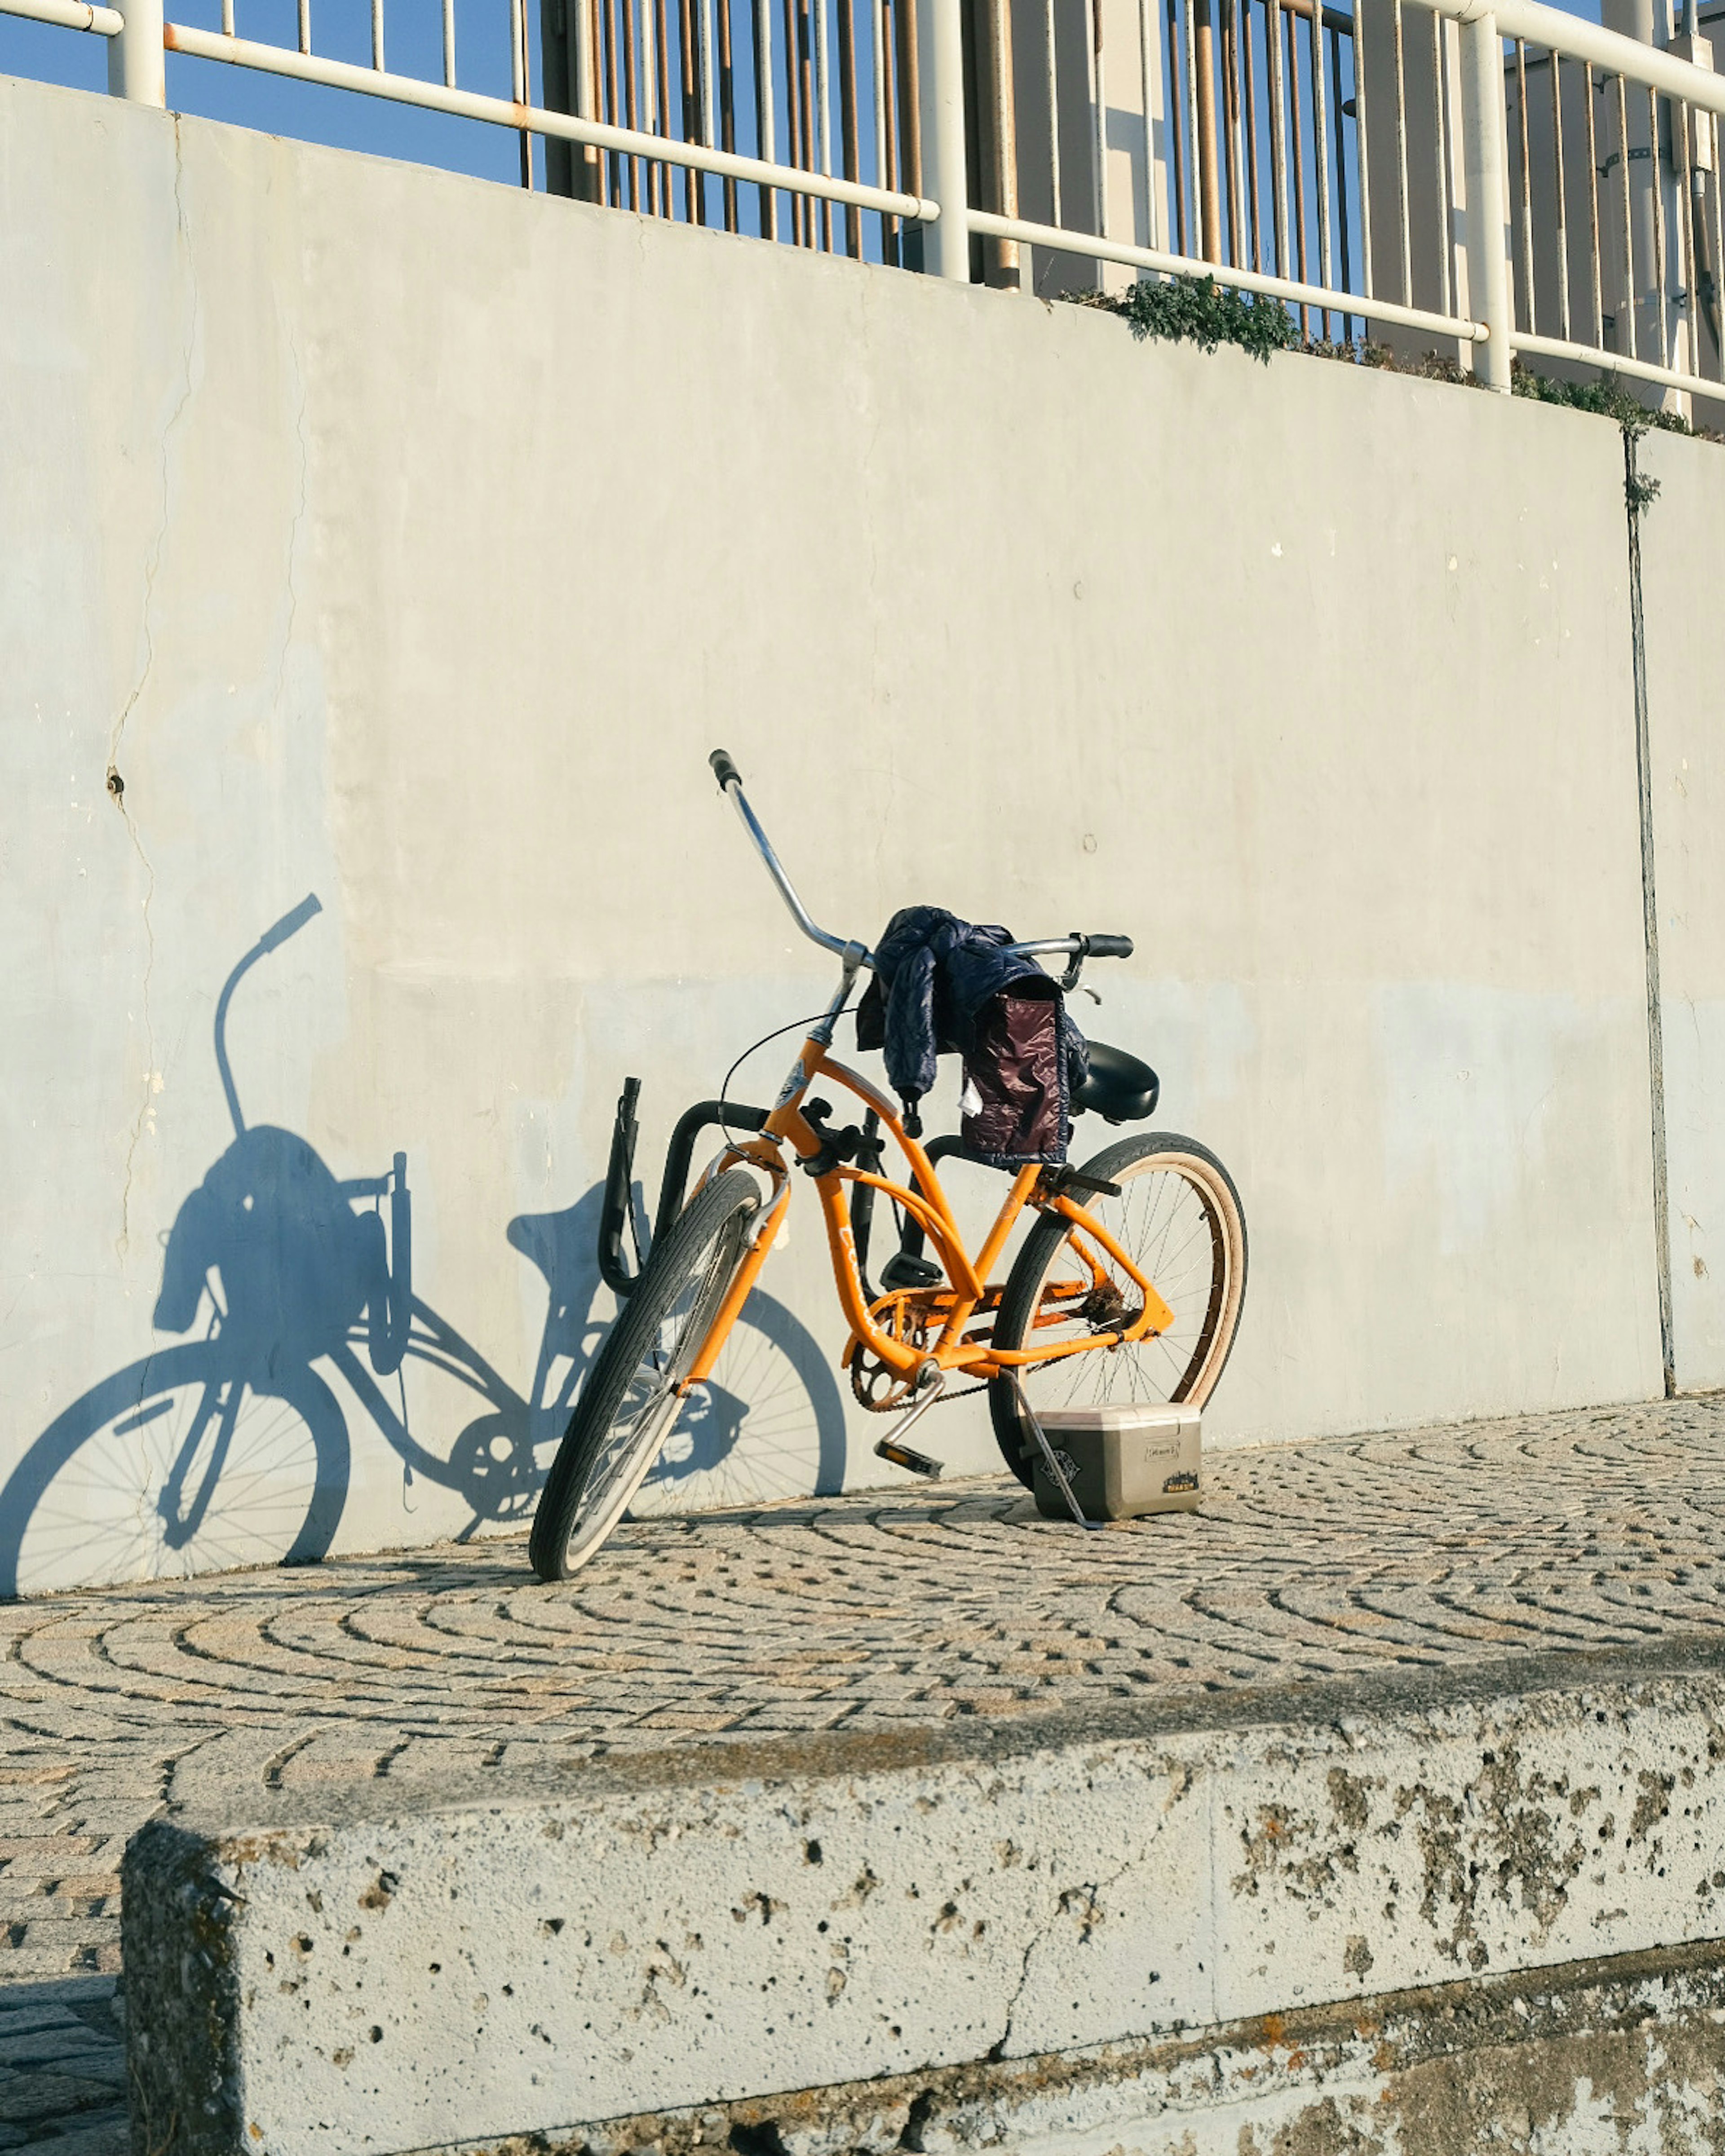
[2,1393,1725,2146]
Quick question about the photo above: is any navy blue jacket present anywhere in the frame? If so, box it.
[855,905,1089,1129]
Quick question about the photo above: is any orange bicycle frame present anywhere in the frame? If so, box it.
[682,1030,1174,1390]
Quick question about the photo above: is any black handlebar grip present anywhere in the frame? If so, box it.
[710,749,742,791]
[1086,934,1134,960]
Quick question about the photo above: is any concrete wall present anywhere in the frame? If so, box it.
[122,1652,1725,2155]
[0,65,1699,1595]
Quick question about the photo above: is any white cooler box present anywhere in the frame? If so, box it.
[1030,1404,1202,1522]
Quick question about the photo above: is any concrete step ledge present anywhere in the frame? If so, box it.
[123,1644,1725,2156]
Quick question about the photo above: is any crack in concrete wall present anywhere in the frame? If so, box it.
[111,113,199,1262]
[1624,423,1678,1400]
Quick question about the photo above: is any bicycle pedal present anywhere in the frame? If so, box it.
[873,1436,943,1479]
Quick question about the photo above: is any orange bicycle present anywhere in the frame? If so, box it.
[528,752,1247,1581]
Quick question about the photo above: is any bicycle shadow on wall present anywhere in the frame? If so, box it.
[0,899,846,1599]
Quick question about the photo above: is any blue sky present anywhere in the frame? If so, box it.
[0,0,889,228]
[0,0,1622,268]
[2,0,553,190]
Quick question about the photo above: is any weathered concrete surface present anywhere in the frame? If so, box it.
[1640,429,1725,1396]
[1,63,1701,1593]
[124,1651,1725,2154]
[384,1942,1725,2155]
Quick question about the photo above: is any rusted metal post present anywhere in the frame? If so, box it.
[679,0,700,219]
[718,0,739,228]
[513,0,535,187]
[1194,0,1224,258]
[542,0,603,199]
[882,0,903,259]
[1222,0,1244,262]
[577,0,602,199]
[978,0,1021,284]
[837,0,863,256]
[654,0,674,212]
[784,0,805,242]
[896,0,924,263]
[108,0,165,102]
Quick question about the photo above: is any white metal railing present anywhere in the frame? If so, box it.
[158,20,935,227]
[11,0,938,243]
[12,0,120,30]
[8,0,1725,406]
[973,0,1725,408]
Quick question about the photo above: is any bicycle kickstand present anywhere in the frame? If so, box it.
[1005,1372,1101,1532]
[872,1367,947,1479]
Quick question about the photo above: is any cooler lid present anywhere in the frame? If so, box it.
[1036,1404,1201,1436]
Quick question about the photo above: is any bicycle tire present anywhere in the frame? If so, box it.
[629,1286,848,1514]
[986,1132,1247,1485]
[528,1168,761,1582]
[0,1345,349,1599]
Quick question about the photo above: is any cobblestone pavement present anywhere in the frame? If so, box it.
[6,1392,1725,2148]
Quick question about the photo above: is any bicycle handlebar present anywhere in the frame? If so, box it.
[707,750,1131,974]
[712,748,870,964]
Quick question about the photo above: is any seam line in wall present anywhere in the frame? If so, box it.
[1625,427,1676,1401]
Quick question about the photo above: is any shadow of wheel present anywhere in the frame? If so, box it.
[629,1287,848,1515]
[0,1344,350,1599]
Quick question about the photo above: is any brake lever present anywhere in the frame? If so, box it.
[1058,933,1091,995]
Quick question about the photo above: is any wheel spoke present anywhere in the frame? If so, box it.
[534,1172,761,1580]
[1002,1144,1243,1447]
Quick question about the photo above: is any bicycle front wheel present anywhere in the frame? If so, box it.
[528,1168,761,1582]
[987,1132,1247,1486]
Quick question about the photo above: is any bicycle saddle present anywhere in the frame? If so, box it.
[1075,1041,1159,1125]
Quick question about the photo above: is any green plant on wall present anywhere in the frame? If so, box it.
[1510,364,1691,440]
[1086,271,1712,472]
[1092,274,1299,363]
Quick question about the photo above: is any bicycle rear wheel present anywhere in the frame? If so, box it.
[528,1168,761,1582]
[987,1132,1247,1485]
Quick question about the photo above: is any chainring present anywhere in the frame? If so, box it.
[849,1349,922,1412]
[847,1288,951,1412]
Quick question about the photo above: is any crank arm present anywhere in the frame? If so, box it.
[871,1368,947,1480]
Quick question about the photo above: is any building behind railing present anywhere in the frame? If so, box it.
[8,0,1725,414]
